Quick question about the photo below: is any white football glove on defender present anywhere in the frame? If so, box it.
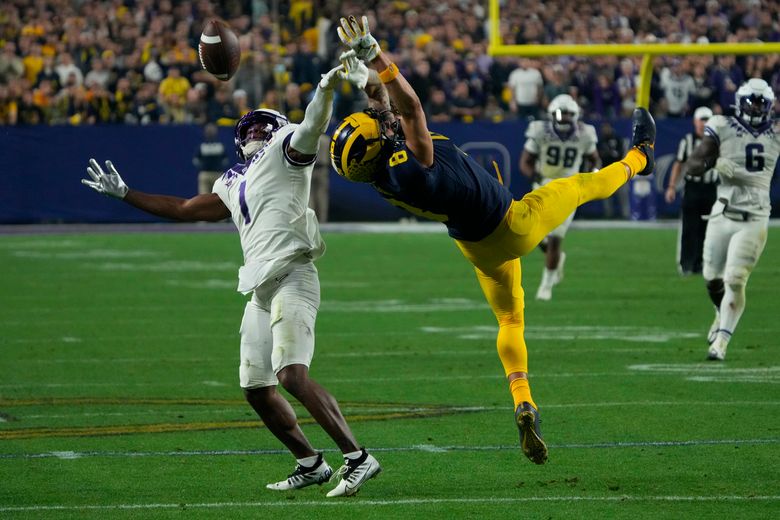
[82,158,129,199]
[339,50,369,89]
[337,15,380,62]
[714,157,738,179]
[318,64,345,90]
[318,51,369,90]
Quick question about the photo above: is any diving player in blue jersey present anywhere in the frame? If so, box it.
[333,15,656,465]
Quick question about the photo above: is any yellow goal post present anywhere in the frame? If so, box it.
[487,0,780,109]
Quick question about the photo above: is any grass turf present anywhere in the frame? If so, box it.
[0,228,778,519]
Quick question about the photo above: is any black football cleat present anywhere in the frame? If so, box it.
[515,402,548,465]
[631,107,656,176]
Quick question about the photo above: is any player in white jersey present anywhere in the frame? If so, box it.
[683,78,779,361]
[519,94,600,301]
[81,53,381,497]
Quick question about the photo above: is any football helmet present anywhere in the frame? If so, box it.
[547,94,580,136]
[234,109,289,161]
[330,110,394,183]
[734,78,775,128]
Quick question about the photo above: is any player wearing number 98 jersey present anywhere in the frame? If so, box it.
[520,94,600,301]
[682,78,779,362]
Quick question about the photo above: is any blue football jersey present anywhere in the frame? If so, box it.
[373,134,512,241]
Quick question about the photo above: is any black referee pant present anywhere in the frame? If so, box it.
[678,182,717,274]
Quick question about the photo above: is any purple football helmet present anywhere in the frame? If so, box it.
[234,109,289,161]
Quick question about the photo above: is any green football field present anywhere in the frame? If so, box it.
[1,227,778,519]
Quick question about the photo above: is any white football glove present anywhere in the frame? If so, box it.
[339,50,369,89]
[337,15,380,62]
[714,157,737,179]
[318,64,345,90]
[82,158,129,199]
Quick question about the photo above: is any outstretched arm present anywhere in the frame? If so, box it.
[123,191,230,221]
[682,136,719,176]
[82,159,230,222]
[288,54,369,164]
[339,15,433,167]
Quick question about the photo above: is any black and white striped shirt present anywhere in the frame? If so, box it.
[678,133,719,184]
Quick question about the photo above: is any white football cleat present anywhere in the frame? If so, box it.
[535,285,552,301]
[707,310,720,345]
[326,449,381,497]
[707,335,728,361]
[266,453,333,491]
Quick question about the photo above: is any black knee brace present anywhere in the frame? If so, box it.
[706,278,724,308]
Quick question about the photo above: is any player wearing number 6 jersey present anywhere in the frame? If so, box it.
[81,55,381,498]
[683,78,779,361]
[520,94,600,301]
[332,14,656,467]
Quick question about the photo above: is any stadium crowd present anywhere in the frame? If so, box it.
[0,0,779,127]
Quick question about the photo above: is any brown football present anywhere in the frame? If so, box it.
[198,19,240,81]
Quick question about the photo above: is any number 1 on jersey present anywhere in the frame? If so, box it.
[238,180,251,224]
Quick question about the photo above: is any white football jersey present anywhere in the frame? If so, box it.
[213,124,325,294]
[524,121,598,179]
[705,115,780,217]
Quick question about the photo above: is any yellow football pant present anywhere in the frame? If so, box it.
[455,156,641,379]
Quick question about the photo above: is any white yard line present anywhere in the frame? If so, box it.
[2,437,779,461]
[1,494,779,512]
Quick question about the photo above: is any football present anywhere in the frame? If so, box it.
[198,19,240,81]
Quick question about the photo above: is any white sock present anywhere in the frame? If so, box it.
[719,283,746,337]
[540,268,556,289]
[343,449,363,461]
[296,454,320,467]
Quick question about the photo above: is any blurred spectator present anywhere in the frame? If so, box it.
[660,60,696,117]
[55,53,83,88]
[598,122,629,219]
[428,88,451,123]
[193,123,229,195]
[85,58,111,90]
[233,89,251,117]
[0,42,25,84]
[158,67,191,122]
[130,82,163,125]
[591,73,621,120]
[207,87,239,125]
[0,84,18,125]
[542,63,569,106]
[507,58,543,119]
[450,80,479,122]
[0,0,777,127]
[283,82,305,123]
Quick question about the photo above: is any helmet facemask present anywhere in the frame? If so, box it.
[547,94,580,137]
[735,78,775,128]
[234,109,289,161]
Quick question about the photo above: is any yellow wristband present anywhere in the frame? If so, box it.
[378,62,399,83]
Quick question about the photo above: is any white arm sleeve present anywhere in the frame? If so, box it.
[289,86,334,156]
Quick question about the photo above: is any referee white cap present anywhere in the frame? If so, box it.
[693,106,713,121]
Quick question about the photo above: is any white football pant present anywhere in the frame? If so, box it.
[702,214,768,337]
[238,262,320,389]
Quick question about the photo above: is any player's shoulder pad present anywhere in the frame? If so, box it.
[582,123,598,142]
[703,114,728,144]
[525,120,545,138]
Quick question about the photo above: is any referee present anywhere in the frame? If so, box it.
[664,106,718,275]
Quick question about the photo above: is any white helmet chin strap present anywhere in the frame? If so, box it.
[241,140,265,159]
